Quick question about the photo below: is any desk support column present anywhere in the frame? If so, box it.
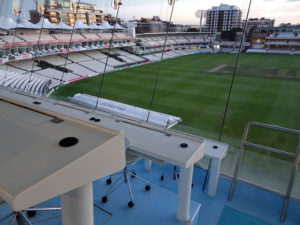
[176,166,193,222]
[207,158,220,197]
[61,183,94,225]
[144,159,152,171]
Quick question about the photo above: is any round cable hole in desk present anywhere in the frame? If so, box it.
[59,137,79,148]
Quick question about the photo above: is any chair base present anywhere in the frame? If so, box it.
[101,167,151,208]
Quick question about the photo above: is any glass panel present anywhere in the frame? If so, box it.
[220,0,300,199]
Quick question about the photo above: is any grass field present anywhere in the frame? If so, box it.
[54,53,300,146]
[54,53,300,195]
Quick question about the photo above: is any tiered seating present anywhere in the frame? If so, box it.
[83,50,107,59]
[0,69,50,95]
[98,57,125,67]
[184,49,200,54]
[52,33,85,42]
[164,51,180,58]
[35,68,79,86]
[98,33,112,40]
[64,63,96,76]
[60,52,92,62]
[125,54,145,63]
[0,65,27,74]
[8,60,40,71]
[81,32,100,41]
[143,54,160,62]
[40,55,72,66]
[118,56,136,64]
[174,50,190,56]
[1,36,23,44]
[19,33,56,44]
[114,33,132,40]
[78,60,114,74]
[174,36,189,44]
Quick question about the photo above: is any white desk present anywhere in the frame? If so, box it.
[0,97,126,225]
[0,88,205,223]
[144,139,228,197]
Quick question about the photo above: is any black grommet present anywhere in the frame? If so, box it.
[213,145,218,149]
[33,101,41,105]
[59,137,78,147]
[180,143,188,148]
[94,119,101,122]
[90,117,96,121]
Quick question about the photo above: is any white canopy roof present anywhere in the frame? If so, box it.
[113,23,126,30]
[16,20,40,29]
[99,21,113,30]
[74,20,90,29]
[89,23,101,30]
[0,16,17,30]
[36,17,57,29]
[57,21,73,30]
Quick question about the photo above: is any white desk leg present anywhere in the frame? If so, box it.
[61,183,94,225]
[207,158,220,197]
[176,166,193,222]
[144,159,152,171]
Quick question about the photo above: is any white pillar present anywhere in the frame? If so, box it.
[176,166,193,222]
[144,159,152,171]
[61,183,94,225]
[207,158,220,197]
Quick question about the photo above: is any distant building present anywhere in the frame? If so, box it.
[251,24,300,50]
[205,4,242,34]
[30,0,105,26]
[133,16,184,34]
[242,17,275,38]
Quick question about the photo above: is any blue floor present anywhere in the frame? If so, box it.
[0,160,299,225]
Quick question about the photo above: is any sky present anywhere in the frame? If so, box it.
[81,0,300,26]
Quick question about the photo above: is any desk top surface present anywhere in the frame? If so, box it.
[0,97,125,211]
[0,89,208,168]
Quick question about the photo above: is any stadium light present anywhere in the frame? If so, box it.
[168,0,175,6]
[195,10,206,32]
[112,0,122,10]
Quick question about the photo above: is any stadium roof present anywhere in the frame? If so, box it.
[36,17,57,29]
[0,16,17,30]
[89,23,101,30]
[114,23,126,30]
[74,20,90,29]
[57,21,73,30]
[16,20,40,29]
[99,21,113,30]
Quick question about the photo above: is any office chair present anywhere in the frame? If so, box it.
[0,197,60,225]
[101,138,151,208]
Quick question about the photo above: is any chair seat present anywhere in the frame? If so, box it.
[126,149,142,165]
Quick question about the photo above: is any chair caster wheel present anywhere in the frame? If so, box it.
[128,201,134,208]
[27,210,36,218]
[131,172,136,178]
[160,175,164,181]
[106,178,112,185]
[102,196,108,203]
[145,185,151,191]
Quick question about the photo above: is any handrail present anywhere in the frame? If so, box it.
[228,121,300,222]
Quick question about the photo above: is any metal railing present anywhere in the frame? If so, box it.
[228,121,300,222]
